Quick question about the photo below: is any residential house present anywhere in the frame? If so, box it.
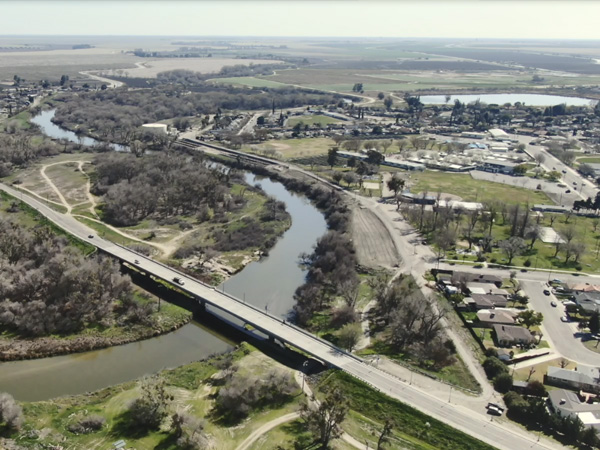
[466,283,509,297]
[451,272,503,288]
[574,292,600,315]
[493,324,535,347]
[546,366,600,392]
[466,294,509,310]
[549,389,600,430]
[477,309,516,327]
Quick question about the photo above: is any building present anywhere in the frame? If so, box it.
[477,309,517,327]
[549,389,600,430]
[478,159,518,175]
[451,271,503,287]
[465,283,509,297]
[493,324,535,347]
[546,366,600,392]
[574,292,600,315]
[467,294,509,310]
[488,128,510,140]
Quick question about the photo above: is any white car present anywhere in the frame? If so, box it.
[561,316,569,323]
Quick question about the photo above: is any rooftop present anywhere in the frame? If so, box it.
[493,324,534,343]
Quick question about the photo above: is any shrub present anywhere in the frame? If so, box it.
[67,415,106,434]
[483,356,508,379]
[493,373,513,393]
[524,259,531,267]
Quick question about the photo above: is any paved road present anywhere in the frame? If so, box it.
[0,181,566,450]
[520,280,600,367]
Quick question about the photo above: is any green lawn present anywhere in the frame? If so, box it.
[241,137,335,160]
[576,157,600,165]
[408,171,550,205]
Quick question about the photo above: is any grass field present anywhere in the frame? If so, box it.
[287,114,343,127]
[576,157,600,165]
[407,171,550,205]
[209,76,289,88]
[242,137,335,160]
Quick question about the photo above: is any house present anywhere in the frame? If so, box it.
[574,292,600,315]
[568,284,600,294]
[477,159,518,175]
[546,366,600,392]
[466,283,509,297]
[493,324,535,347]
[451,271,503,287]
[467,294,509,310]
[549,389,600,430]
[477,309,516,327]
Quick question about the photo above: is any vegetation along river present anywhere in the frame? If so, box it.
[0,110,327,401]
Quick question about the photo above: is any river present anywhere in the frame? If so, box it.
[0,111,326,401]
[419,93,597,107]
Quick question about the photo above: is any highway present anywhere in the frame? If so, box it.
[0,181,566,450]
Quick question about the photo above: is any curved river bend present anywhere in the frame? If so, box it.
[0,111,326,401]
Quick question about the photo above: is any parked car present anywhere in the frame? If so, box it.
[565,190,571,194]
[551,279,563,284]
[562,170,567,174]
[551,301,557,307]
[543,289,551,296]
[487,402,505,412]
[561,316,569,322]
[88,234,94,238]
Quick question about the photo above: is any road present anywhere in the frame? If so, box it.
[0,182,565,450]
[520,280,600,367]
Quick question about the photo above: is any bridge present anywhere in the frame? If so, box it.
[0,182,561,450]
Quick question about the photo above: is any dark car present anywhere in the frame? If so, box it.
[565,190,571,194]
[88,234,94,238]
[543,289,551,296]
[562,170,567,174]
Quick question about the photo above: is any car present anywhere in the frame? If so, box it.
[543,289,551,296]
[561,316,569,322]
[565,190,571,194]
[562,170,567,174]
[487,406,503,416]
[134,259,139,264]
[172,277,185,286]
[582,183,587,187]
[487,402,505,412]
[573,181,577,185]
[552,278,563,284]
[421,240,427,245]
[88,234,94,238]
[551,301,557,307]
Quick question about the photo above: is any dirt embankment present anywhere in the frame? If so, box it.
[351,205,400,269]
[0,315,191,362]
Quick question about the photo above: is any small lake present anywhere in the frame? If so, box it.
[0,112,327,401]
[419,93,597,107]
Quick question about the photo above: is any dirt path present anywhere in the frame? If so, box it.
[351,205,400,269]
[40,163,73,213]
[77,161,100,218]
[235,371,372,450]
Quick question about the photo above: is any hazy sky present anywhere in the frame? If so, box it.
[1,1,599,39]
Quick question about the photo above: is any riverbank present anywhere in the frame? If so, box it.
[0,297,192,361]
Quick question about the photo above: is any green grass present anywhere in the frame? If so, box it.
[408,171,550,205]
[241,137,335,160]
[319,371,495,450]
[576,157,600,165]
[287,114,343,127]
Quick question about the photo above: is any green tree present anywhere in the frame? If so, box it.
[513,164,528,176]
[483,356,509,379]
[377,92,385,100]
[327,147,338,169]
[332,171,343,185]
[517,310,543,330]
[337,323,362,352]
[494,373,513,393]
[589,311,600,335]
[300,386,348,447]
[128,376,174,431]
[386,174,406,198]
[384,96,394,110]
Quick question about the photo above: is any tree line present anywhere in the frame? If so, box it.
[0,217,149,337]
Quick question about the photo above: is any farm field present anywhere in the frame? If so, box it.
[241,137,335,160]
[209,76,288,88]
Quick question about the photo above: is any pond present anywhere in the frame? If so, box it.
[419,93,596,107]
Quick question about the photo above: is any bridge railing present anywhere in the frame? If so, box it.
[113,242,364,365]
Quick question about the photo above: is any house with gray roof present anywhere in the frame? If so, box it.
[477,309,516,327]
[493,324,534,347]
[549,389,600,430]
[574,292,600,315]
[467,294,509,310]
[546,366,600,392]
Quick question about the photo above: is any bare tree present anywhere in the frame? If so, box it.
[0,392,23,431]
[300,386,348,448]
[534,153,546,167]
[337,323,362,352]
[499,237,526,265]
[377,418,394,450]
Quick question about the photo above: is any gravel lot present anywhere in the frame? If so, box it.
[351,205,399,268]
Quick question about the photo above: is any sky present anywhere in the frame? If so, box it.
[1,1,599,40]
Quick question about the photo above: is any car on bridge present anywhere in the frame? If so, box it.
[172,277,185,286]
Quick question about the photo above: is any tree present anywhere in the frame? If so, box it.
[377,418,394,450]
[337,323,362,352]
[366,150,384,165]
[377,92,385,100]
[525,380,547,397]
[128,376,174,431]
[517,310,543,329]
[483,356,509,379]
[300,386,348,447]
[332,171,343,185]
[534,153,546,167]
[494,373,513,393]
[352,83,364,93]
[513,164,528,176]
[0,392,23,431]
[327,147,338,169]
[384,96,394,110]
[525,225,542,250]
[386,174,405,198]
[589,311,600,335]
[342,171,358,187]
[499,237,526,264]
[579,163,596,178]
